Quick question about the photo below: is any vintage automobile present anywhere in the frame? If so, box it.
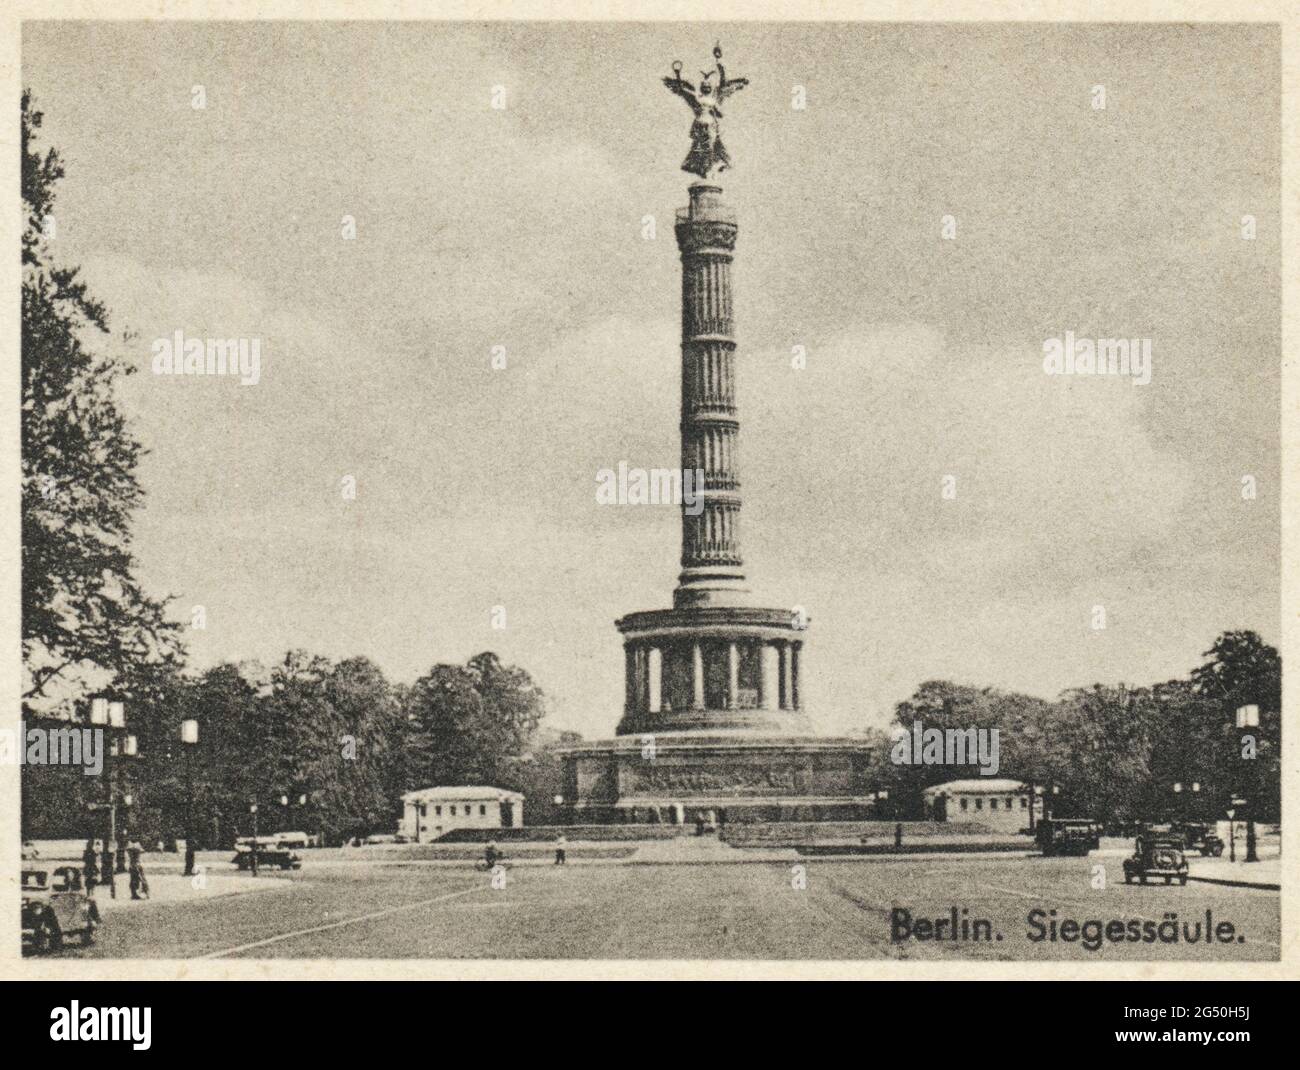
[231,842,302,871]
[1035,818,1102,856]
[1123,834,1190,885]
[22,866,100,952]
[1175,822,1226,858]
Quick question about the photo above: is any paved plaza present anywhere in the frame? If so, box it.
[40,847,1279,962]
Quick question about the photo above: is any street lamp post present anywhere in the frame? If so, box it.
[89,699,132,892]
[115,730,137,874]
[1236,705,1261,864]
[249,801,259,877]
[1226,806,1236,863]
[280,791,307,840]
[108,701,131,874]
[89,698,114,897]
[181,719,199,876]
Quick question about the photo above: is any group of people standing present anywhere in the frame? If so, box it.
[82,837,151,900]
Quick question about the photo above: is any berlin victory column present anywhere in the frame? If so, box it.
[564,49,875,824]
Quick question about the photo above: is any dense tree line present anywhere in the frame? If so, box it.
[872,630,1281,826]
[23,651,557,845]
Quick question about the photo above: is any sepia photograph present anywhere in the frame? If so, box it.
[3,2,1295,1004]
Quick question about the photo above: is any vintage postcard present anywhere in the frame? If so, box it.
[1,1,1295,984]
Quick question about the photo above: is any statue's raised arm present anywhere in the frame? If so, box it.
[663,74,703,116]
[715,61,749,104]
[713,44,749,105]
[663,61,703,115]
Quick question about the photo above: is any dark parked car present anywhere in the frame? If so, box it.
[1123,835,1189,885]
[232,843,302,871]
[23,866,99,952]
[1174,822,1225,857]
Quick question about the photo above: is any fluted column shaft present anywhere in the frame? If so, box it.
[675,184,744,599]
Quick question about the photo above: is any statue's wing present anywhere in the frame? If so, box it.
[663,76,703,114]
[716,76,749,103]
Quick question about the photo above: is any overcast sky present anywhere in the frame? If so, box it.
[24,21,1280,736]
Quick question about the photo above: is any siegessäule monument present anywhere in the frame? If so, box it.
[563,48,874,823]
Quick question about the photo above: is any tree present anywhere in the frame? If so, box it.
[177,663,268,848]
[405,652,546,790]
[1192,631,1281,824]
[21,90,181,709]
[1191,630,1281,715]
[1052,684,1161,824]
[264,652,406,843]
[888,681,1056,819]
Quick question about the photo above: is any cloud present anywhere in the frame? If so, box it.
[73,249,1226,739]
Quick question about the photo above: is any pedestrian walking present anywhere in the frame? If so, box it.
[554,833,567,865]
[82,838,99,890]
[127,839,149,900]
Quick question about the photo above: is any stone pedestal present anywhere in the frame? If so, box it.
[564,734,875,825]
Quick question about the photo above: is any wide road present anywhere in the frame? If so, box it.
[56,856,1279,961]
